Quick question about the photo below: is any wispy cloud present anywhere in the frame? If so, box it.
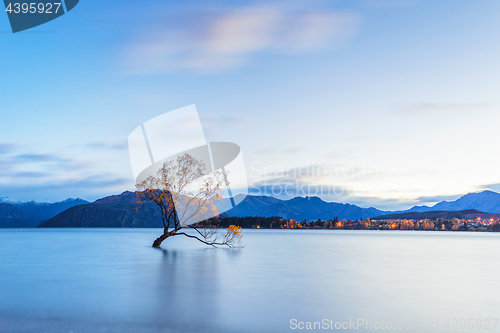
[255,146,305,155]
[0,152,89,172]
[361,0,419,8]
[0,145,133,202]
[123,5,361,73]
[0,175,132,202]
[0,143,17,155]
[84,141,128,151]
[200,114,249,126]
[476,183,500,193]
[250,163,379,183]
[14,153,70,163]
[413,194,463,204]
[395,102,495,116]
[10,171,50,178]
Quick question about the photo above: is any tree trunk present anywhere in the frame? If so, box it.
[152,229,170,248]
[152,229,181,248]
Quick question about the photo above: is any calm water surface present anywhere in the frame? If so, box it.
[0,229,499,332]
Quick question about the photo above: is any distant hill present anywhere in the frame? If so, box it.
[372,209,500,221]
[11,198,89,220]
[0,203,40,228]
[39,191,165,228]
[405,190,500,214]
[217,195,281,216]
[221,195,386,221]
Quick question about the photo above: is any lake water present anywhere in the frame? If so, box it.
[1,229,499,333]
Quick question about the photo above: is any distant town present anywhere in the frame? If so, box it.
[197,216,500,232]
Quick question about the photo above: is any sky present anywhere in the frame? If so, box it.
[1,0,500,210]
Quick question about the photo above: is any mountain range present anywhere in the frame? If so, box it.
[4,190,500,228]
[0,198,89,228]
[38,192,386,228]
[223,194,385,221]
[0,197,89,219]
[0,203,41,228]
[404,190,500,214]
[221,190,500,221]
[39,192,163,228]
[10,198,89,220]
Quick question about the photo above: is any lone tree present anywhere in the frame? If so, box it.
[136,153,242,248]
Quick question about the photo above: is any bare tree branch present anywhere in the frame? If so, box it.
[136,153,242,248]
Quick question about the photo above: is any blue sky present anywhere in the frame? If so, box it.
[1,0,500,210]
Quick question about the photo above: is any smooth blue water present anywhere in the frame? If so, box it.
[1,229,499,333]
